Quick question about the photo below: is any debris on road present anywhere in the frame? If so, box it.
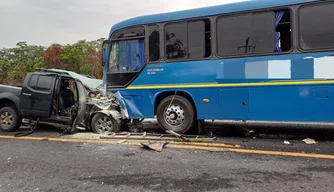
[284,141,291,145]
[100,132,217,143]
[302,138,318,144]
[165,130,191,141]
[117,140,127,144]
[140,141,169,152]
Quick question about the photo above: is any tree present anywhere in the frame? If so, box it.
[44,44,65,69]
[60,40,103,78]
[1,42,45,83]
[0,38,104,85]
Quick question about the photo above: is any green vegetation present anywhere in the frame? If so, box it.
[0,38,105,85]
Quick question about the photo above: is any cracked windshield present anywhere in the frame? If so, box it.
[0,0,333,191]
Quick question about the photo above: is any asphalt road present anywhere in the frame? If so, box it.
[1,135,334,192]
[1,121,334,192]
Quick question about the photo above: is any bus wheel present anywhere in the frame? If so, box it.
[156,95,195,134]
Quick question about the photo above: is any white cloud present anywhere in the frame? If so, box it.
[0,0,243,48]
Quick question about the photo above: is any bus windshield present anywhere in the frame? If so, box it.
[108,39,145,73]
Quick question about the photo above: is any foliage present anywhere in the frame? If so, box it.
[0,38,105,85]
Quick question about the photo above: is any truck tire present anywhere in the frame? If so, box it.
[91,113,121,134]
[156,95,195,134]
[0,106,22,132]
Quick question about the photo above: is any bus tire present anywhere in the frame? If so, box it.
[156,95,195,134]
[0,105,22,132]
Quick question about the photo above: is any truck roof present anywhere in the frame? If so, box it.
[32,71,72,78]
[35,68,103,91]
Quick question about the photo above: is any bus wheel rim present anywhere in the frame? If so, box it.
[164,104,185,126]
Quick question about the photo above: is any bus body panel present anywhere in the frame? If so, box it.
[111,51,334,122]
[129,52,334,87]
[116,83,334,123]
[248,84,334,122]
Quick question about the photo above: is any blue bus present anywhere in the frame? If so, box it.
[101,0,334,134]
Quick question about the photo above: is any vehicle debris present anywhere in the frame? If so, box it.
[100,132,217,142]
[117,140,127,144]
[140,141,169,152]
[83,91,127,134]
[166,130,191,142]
[302,138,318,144]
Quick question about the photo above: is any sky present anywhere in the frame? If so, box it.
[0,0,243,48]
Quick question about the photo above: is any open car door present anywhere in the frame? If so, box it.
[70,80,88,130]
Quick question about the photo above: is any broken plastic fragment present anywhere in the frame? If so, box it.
[302,138,318,144]
[117,140,127,144]
[140,141,169,152]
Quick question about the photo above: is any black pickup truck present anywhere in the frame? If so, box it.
[0,69,125,134]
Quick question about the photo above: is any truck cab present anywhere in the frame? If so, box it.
[0,71,88,133]
[1,68,126,134]
[20,72,86,122]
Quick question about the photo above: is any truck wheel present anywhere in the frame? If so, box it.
[156,95,195,134]
[91,113,120,134]
[0,106,21,132]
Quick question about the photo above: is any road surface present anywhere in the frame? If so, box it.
[0,129,334,192]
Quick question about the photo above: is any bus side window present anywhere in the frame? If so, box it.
[188,19,211,59]
[165,22,188,59]
[275,9,291,52]
[164,19,211,60]
[217,9,291,57]
[299,2,334,50]
[148,25,160,62]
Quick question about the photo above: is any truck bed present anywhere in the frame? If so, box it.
[0,84,22,98]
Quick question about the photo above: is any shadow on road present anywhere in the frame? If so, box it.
[142,120,334,142]
[204,121,334,141]
[0,123,67,137]
[1,120,334,142]
[76,169,313,192]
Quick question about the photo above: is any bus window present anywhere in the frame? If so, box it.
[275,9,291,52]
[217,10,291,57]
[252,12,276,54]
[204,19,212,58]
[112,26,145,39]
[165,19,211,60]
[188,20,205,59]
[165,22,188,59]
[108,39,145,73]
[109,42,119,72]
[217,13,253,56]
[148,25,160,62]
[299,2,334,50]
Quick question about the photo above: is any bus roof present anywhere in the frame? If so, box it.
[109,0,318,37]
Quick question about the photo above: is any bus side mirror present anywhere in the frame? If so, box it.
[102,48,106,66]
[101,39,112,66]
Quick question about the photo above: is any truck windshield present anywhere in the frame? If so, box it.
[108,39,145,73]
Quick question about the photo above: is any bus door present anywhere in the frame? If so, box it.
[219,88,249,120]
